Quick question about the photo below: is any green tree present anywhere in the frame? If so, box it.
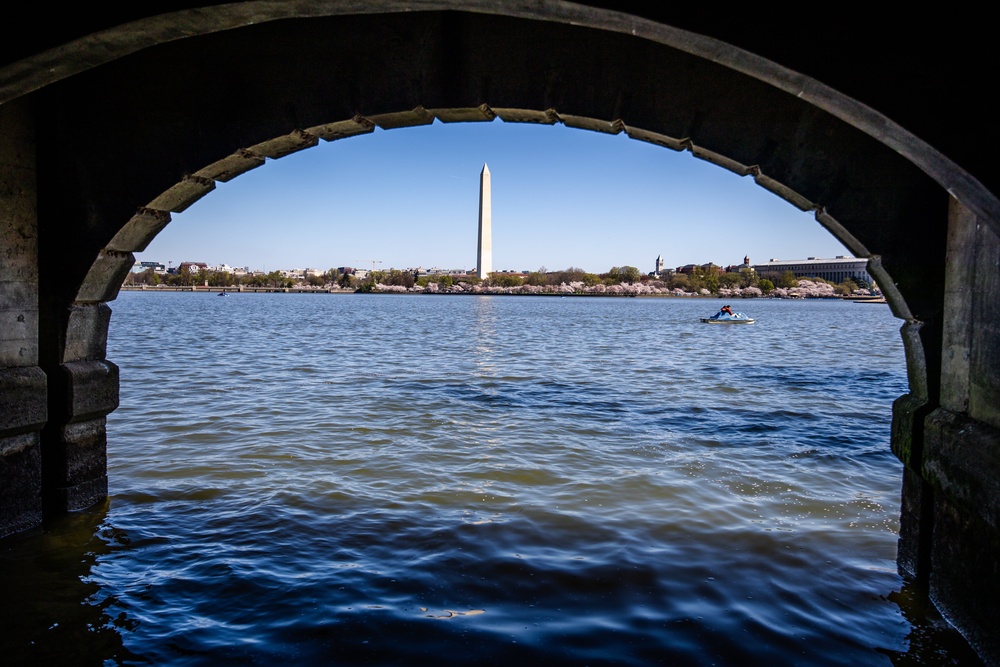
[777,270,798,288]
[622,266,642,284]
[719,273,742,289]
[525,269,548,286]
[490,273,523,288]
[668,274,690,291]
[605,266,642,284]
[758,278,774,293]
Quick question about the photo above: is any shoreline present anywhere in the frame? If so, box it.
[118,286,878,301]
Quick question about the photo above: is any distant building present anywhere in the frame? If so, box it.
[725,255,753,273]
[753,256,872,285]
[677,262,724,275]
[173,261,209,275]
[654,254,665,275]
[135,261,165,272]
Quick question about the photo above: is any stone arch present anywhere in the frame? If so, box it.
[1,3,997,660]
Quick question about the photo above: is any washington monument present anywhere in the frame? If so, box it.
[477,163,492,280]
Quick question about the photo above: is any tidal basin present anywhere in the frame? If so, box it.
[0,293,981,665]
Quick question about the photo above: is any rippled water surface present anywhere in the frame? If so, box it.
[1,293,982,665]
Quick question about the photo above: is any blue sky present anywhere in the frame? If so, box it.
[136,119,849,275]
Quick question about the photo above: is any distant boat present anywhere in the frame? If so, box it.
[218,291,229,297]
[701,310,754,324]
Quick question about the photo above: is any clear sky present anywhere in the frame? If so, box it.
[136,119,849,275]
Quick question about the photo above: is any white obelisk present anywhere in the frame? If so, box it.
[477,163,492,280]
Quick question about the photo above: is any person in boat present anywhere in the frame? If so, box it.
[720,305,733,316]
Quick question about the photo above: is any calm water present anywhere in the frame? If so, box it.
[0,293,982,665]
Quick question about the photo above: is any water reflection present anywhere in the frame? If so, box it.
[0,503,144,665]
[472,295,498,376]
[878,581,984,665]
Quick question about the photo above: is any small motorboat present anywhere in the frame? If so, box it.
[701,310,754,324]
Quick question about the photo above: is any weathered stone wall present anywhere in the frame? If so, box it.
[914,200,1000,661]
[0,97,45,536]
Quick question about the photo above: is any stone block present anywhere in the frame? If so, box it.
[57,360,119,423]
[306,115,376,142]
[0,366,46,436]
[74,250,135,304]
[898,320,930,402]
[147,174,215,213]
[689,144,753,177]
[0,304,35,344]
[0,432,42,537]
[47,475,108,513]
[0,305,37,367]
[45,418,107,488]
[493,108,559,125]
[246,129,318,160]
[0,336,37,368]
[0,278,35,310]
[940,197,977,413]
[369,106,434,130]
[62,303,111,363]
[106,207,172,253]
[560,115,625,135]
[625,126,686,151]
[431,105,496,123]
[193,149,265,183]
[892,392,931,466]
[923,408,1000,531]
[0,187,38,284]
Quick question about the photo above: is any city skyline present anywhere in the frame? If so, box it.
[135,120,850,274]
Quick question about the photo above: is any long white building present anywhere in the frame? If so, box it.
[752,256,872,285]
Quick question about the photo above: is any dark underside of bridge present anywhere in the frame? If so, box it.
[3,4,997,199]
[1,3,999,664]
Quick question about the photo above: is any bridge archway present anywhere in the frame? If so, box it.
[1,3,997,660]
